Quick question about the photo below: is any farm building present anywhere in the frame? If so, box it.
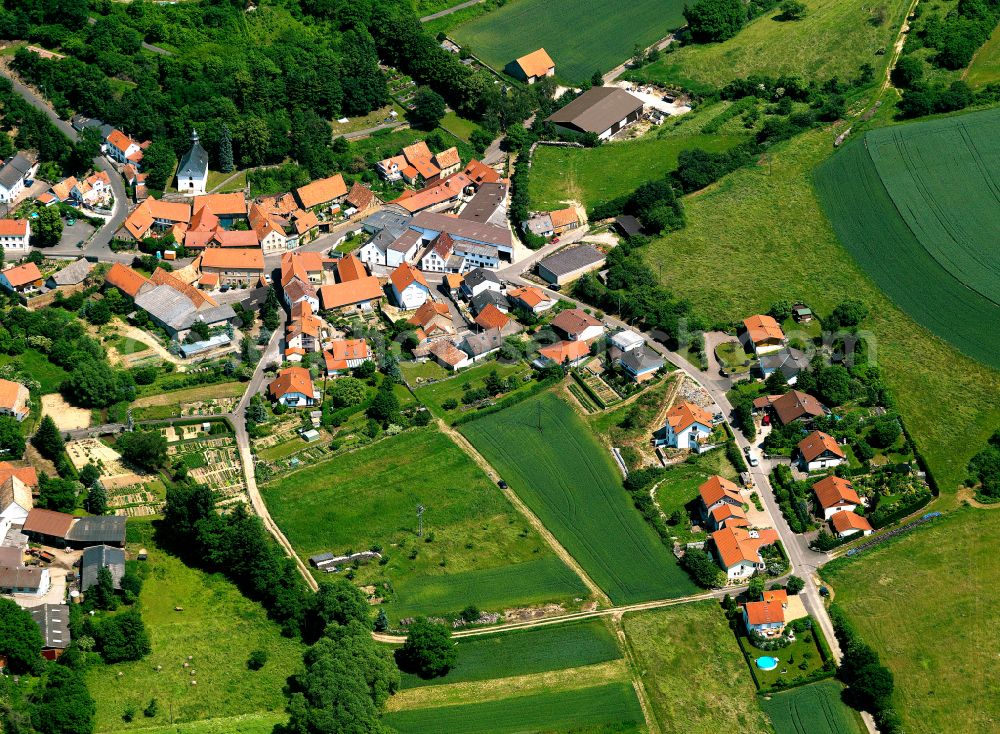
[797,431,846,473]
[22,508,75,547]
[546,87,644,140]
[81,544,126,591]
[504,48,555,84]
[536,244,605,285]
[30,604,70,660]
[46,258,94,290]
[67,516,126,549]
[0,546,48,596]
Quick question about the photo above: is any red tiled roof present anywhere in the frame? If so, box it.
[742,314,785,344]
[23,508,74,538]
[296,174,348,210]
[463,159,501,186]
[699,475,742,508]
[539,340,589,364]
[798,431,845,463]
[105,263,150,297]
[319,277,384,309]
[268,367,314,400]
[324,339,371,371]
[281,251,326,287]
[200,248,264,272]
[831,510,873,534]
[666,401,714,433]
[813,474,860,509]
[745,600,785,626]
[0,219,29,237]
[0,462,38,488]
[336,254,367,283]
[712,526,779,569]
[474,303,510,331]
[551,308,601,338]
[192,192,247,217]
[2,262,42,288]
[515,48,555,78]
[389,262,429,293]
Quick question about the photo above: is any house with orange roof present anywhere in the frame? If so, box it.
[550,308,604,342]
[505,48,555,84]
[336,254,368,283]
[536,340,590,368]
[407,301,455,341]
[268,367,318,407]
[344,182,382,218]
[655,400,714,450]
[429,339,472,372]
[295,174,348,211]
[105,129,148,167]
[281,251,328,289]
[507,285,555,314]
[830,509,873,538]
[473,303,511,332]
[199,247,265,288]
[116,197,192,242]
[743,598,786,637]
[285,306,328,356]
[401,141,442,183]
[291,209,320,243]
[0,219,30,254]
[548,207,579,234]
[0,262,43,295]
[323,339,373,377]
[698,475,746,529]
[376,154,410,183]
[389,262,431,310]
[433,147,462,177]
[319,277,384,312]
[797,431,846,473]
[249,202,292,254]
[463,159,501,186]
[73,171,112,207]
[812,474,861,519]
[192,192,248,221]
[0,379,29,421]
[392,172,471,215]
[740,314,786,356]
[50,177,78,203]
[104,263,151,298]
[711,525,780,581]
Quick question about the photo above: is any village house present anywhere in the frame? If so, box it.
[0,262,44,295]
[343,182,382,218]
[0,379,30,422]
[0,153,39,203]
[389,262,431,310]
[46,258,94,291]
[268,366,318,407]
[462,328,505,362]
[551,308,604,342]
[429,339,472,372]
[458,181,508,226]
[30,604,70,660]
[285,301,328,357]
[0,219,30,254]
[295,174,348,212]
[392,172,472,215]
[469,289,509,315]
[117,197,192,242]
[546,86,644,140]
[0,546,49,596]
[249,202,294,254]
[318,276,384,313]
[743,597,786,637]
[324,339,373,378]
[280,251,331,310]
[176,129,209,196]
[463,159,502,187]
[617,347,664,383]
[711,525,780,581]
[473,303,518,336]
[0,465,34,540]
[507,285,555,314]
[407,301,456,342]
[536,244,606,285]
[199,247,265,288]
[105,129,149,168]
[505,48,555,84]
[72,171,113,208]
[757,348,809,385]
[797,430,847,473]
[536,339,590,368]
[740,315,786,356]
[812,474,862,519]
[698,475,747,531]
[830,509,874,538]
[753,390,827,425]
[655,401,714,450]
[104,262,150,299]
[460,267,502,301]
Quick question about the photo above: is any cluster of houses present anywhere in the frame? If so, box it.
[37,170,114,212]
[738,312,812,383]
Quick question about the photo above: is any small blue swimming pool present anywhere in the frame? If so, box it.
[756,656,779,671]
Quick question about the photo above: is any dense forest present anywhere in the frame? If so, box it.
[0,0,530,182]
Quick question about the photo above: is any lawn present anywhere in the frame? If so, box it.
[115,336,152,356]
[383,682,645,734]
[740,621,832,691]
[650,448,741,539]
[814,107,1000,370]
[451,0,686,83]
[132,381,246,411]
[623,602,772,733]
[86,519,303,732]
[413,359,534,421]
[439,111,481,143]
[644,123,1000,494]
[761,679,864,734]
[257,435,322,463]
[204,169,248,193]
[966,22,1000,87]
[716,340,754,375]
[461,391,697,604]
[528,132,743,210]
[260,427,588,620]
[331,103,405,135]
[0,348,69,394]
[400,359,450,384]
[113,712,286,734]
[822,507,999,734]
[627,0,910,91]
[400,619,622,689]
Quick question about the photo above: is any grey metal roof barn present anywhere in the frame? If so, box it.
[410,211,513,249]
[66,515,126,548]
[537,244,605,278]
[30,604,70,651]
[81,544,126,591]
[134,285,235,334]
[459,182,508,225]
[546,87,644,136]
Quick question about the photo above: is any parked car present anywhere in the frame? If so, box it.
[762,414,771,426]
[746,451,760,468]
[497,479,509,489]
[551,236,560,243]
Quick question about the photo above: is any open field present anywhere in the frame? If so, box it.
[761,679,864,734]
[0,348,68,394]
[624,602,773,734]
[627,0,910,91]
[132,381,246,407]
[823,507,999,734]
[384,681,645,734]
[261,427,588,620]
[111,712,285,734]
[644,123,1000,494]
[529,133,742,210]
[451,0,686,83]
[412,360,535,420]
[86,520,303,732]
[966,23,1000,87]
[815,107,1000,369]
[461,392,696,604]
[401,619,621,689]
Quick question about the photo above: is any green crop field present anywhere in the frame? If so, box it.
[623,602,773,734]
[644,119,1000,494]
[86,520,303,733]
[383,682,645,734]
[823,507,1000,734]
[529,132,743,210]
[966,23,1000,87]
[261,427,588,620]
[761,680,863,734]
[461,392,697,604]
[401,619,622,689]
[451,0,686,84]
[627,0,910,91]
[815,107,1000,370]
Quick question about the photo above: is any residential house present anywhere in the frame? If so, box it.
[337,253,368,283]
[434,147,462,177]
[548,208,579,235]
[0,262,44,295]
[0,467,33,540]
[537,244,606,285]
[66,516,126,549]
[462,328,504,362]
[324,339,373,377]
[444,273,464,298]
[617,347,664,383]
[655,401,714,450]
[740,315,786,356]
[389,262,431,310]
[106,129,148,167]
[192,193,248,224]
[0,547,48,595]
[460,267,502,301]
[551,308,604,342]
[407,301,456,341]
[46,258,93,290]
[249,202,293,254]
[30,604,70,660]
[343,182,382,218]
[546,87,644,140]
[0,379,30,421]
[359,228,422,269]
[753,390,827,425]
[282,278,319,313]
[812,475,861,519]
[830,509,873,538]
[268,367,318,407]
[116,197,192,242]
[0,153,39,203]
[199,247,265,288]
[474,303,517,335]
[429,339,472,371]
[743,599,786,637]
[463,159,502,187]
[611,330,645,353]
[295,174,348,212]
[508,285,555,314]
[392,172,471,215]
[81,544,125,591]
[757,348,809,385]
[73,171,113,207]
[505,48,555,84]
[0,219,30,254]
[523,212,554,238]
[285,302,327,356]
[22,508,75,547]
[318,276,384,313]
[798,431,847,473]
[401,141,442,184]
[49,176,78,203]
[281,251,329,307]
[536,340,590,368]
[711,525,780,581]
[376,154,410,183]
[698,475,747,531]
[470,289,509,315]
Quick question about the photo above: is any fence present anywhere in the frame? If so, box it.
[845,511,942,557]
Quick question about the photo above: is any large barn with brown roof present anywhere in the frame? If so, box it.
[546,87,644,140]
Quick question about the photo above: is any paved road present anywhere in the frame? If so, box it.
[420,0,483,22]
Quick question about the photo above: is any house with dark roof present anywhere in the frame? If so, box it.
[546,87,644,140]
[470,289,509,316]
[460,267,502,300]
[30,604,70,660]
[46,258,94,290]
[753,390,827,426]
[617,347,664,383]
[0,153,39,203]
[176,129,209,196]
[81,544,126,591]
[461,329,505,362]
[536,244,605,285]
[757,348,809,385]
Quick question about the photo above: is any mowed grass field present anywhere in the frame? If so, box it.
[644,122,1000,494]
[623,602,774,734]
[815,107,1000,369]
[400,619,622,689]
[260,427,588,620]
[451,0,686,83]
[761,679,864,734]
[529,132,743,210]
[460,392,697,604]
[966,23,1000,86]
[822,507,1000,734]
[86,520,302,733]
[628,0,910,90]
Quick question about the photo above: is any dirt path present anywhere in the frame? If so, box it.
[117,325,184,366]
[437,418,613,607]
[880,0,921,95]
[957,487,1000,509]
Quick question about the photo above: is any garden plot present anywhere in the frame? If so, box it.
[162,423,212,443]
[576,370,621,408]
[170,438,246,502]
[65,438,144,488]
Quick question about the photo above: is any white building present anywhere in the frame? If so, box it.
[389,263,431,310]
[176,129,209,196]
[0,154,38,203]
[0,219,30,253]
[654,401,713,450]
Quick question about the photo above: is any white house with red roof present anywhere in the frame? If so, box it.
[0,219,30,254]
[105,129,148,167]
[812,475,861,519]
[389,262,431,310]
[698,475,747,530]
[743,590,788,636]
[268,367,318,407]
[550,308,604,342]
[797,431,847,473]
[830,509,873,538]
[323,339,373,377]
[711,525,780,581]
[655,401,714,450]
